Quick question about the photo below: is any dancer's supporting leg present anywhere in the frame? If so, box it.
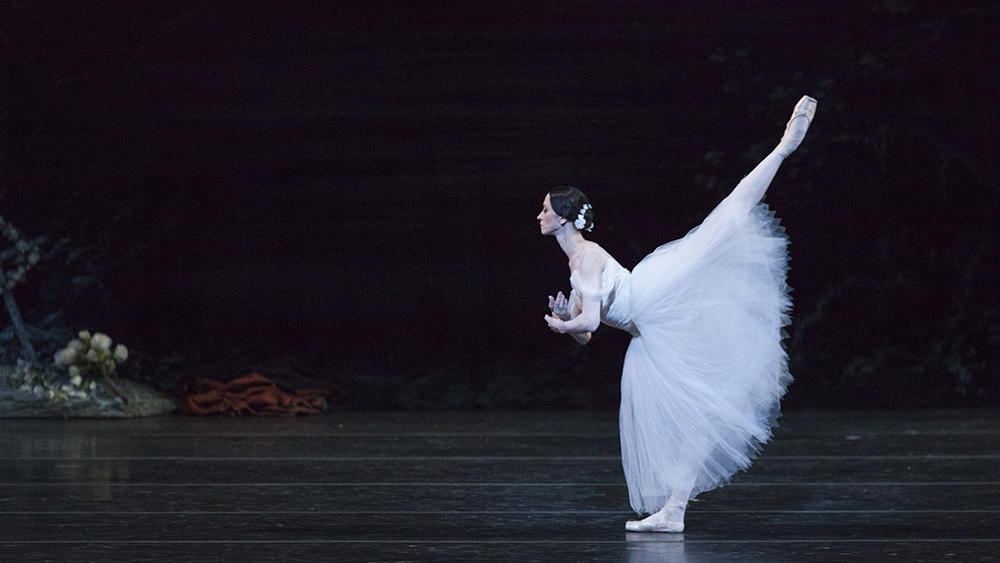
[625,481,694,533]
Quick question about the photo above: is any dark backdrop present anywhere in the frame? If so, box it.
[2,0,997,409]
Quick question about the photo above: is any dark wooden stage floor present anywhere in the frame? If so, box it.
[1,409,998,562]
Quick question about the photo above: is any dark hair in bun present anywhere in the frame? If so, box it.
[548,186,593,232]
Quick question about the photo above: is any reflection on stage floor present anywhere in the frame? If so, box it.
[2,409,998,562]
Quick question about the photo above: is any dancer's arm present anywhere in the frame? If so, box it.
[570,329,592,346]
[548,292,596,345]
[545,296,599,343]
[544,252,603,342]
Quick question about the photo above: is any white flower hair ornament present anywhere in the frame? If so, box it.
[574,204,593,231]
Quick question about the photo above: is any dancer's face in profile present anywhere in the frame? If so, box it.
[537,194,564,235]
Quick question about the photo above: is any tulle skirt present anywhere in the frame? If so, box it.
[619,198,792,515]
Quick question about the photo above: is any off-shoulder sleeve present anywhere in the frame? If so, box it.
[570,269,611,302]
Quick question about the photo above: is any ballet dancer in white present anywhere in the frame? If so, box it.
[538,96,816,532]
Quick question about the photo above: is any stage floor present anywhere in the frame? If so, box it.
[1,409,998,562]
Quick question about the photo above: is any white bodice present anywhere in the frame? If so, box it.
[569,257,639,336]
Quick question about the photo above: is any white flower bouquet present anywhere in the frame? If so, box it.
[53,330,129,386]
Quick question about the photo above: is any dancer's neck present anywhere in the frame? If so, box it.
[555,228,590,264]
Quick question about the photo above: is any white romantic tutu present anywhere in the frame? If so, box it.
[619,190,793,514]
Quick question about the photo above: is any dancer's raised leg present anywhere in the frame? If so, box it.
[624,97,816,535]
[729,96,817,211]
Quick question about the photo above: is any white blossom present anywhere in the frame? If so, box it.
[91,333,112,351]
[574,203,593,230]
[70,374,83,387]
[53,347,77,367]
[78,330,91,341]
[113,344,129,364]
[86,349,99,362]
[69,365,81,379]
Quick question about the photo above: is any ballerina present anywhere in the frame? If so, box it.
[538,96,816,532]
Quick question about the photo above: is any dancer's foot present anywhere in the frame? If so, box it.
[625,512,684,533]
[624,502,685,533]
[776,95,817,157]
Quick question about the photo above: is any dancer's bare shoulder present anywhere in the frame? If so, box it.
[572,242,610,268]
[571,243,611,291]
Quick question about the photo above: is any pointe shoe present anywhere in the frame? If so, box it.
[776,95,817,157]
[624,512,684,533]
[625,519,684,533]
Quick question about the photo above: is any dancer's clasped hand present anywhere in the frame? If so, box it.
[546,291,572,333]
[544,313,566,333]
[548,291,570,319]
